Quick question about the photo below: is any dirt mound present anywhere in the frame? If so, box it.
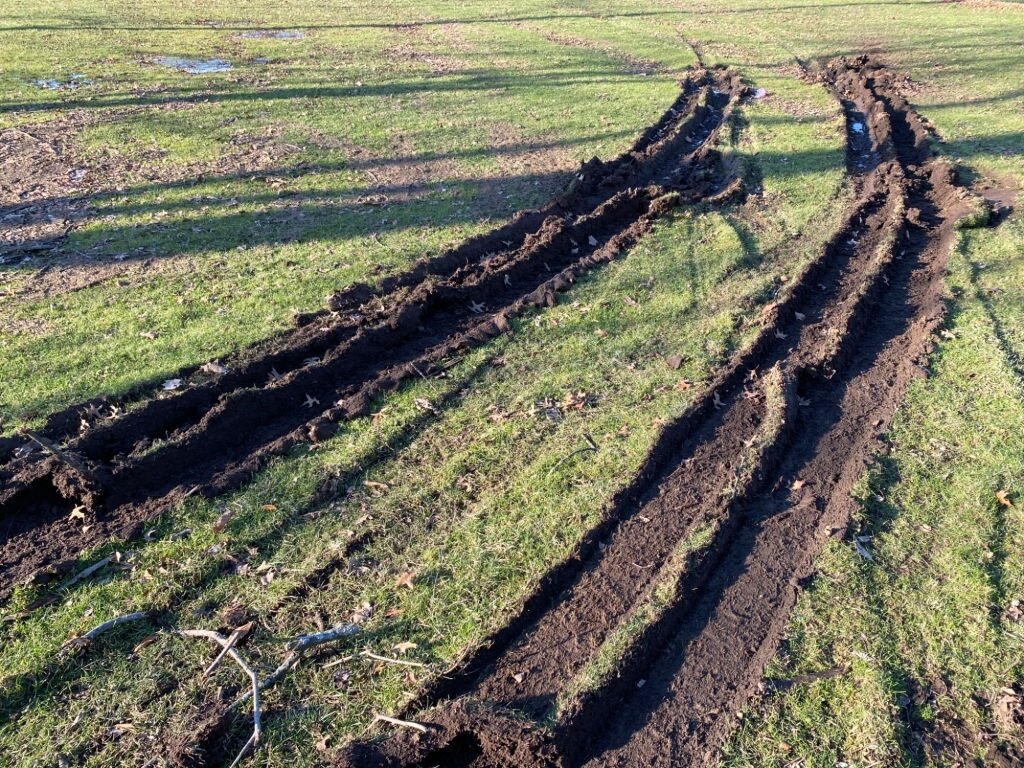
[327,55,977,768]
[0,68,744,597]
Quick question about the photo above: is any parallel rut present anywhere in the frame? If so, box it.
[0,69,742,597]
[333,56,972,768]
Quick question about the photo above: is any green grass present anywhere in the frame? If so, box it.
[1,1,1023,766]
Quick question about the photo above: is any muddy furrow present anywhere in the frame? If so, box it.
[567,63,964,768]
[0,72,716,465]
[331,56,972,768]
[0,69,743,596]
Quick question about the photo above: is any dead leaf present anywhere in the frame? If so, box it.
[395,571,416,590]
[595,328,608,338]
[352,602,374,624]
[132,635,159,654]
[674,378,693,391]
[791,479,806,491]
[414,398,438,414]
[587,235,599,247]
[854,539,875,562]
[69,505,87,521]
[201,360,229,375]
[665,354,684,370]
[213,508,236,532]
[997,489,1014,508]
[260,503,278,512]
[393,641,418,654]
[162,378,183,391]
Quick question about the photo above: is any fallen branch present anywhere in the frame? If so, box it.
[373,714,428,733]
[57,555,112,591]
[177,629,261,768]
[203,622,253,680]
[287,622,359,652]
[232,622,360,709]
[60,610,153,654]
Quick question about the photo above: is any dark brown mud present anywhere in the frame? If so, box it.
[330,56,974,768]
[0,68,743,597]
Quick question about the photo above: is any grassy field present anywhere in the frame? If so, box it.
[1,1,1022,766]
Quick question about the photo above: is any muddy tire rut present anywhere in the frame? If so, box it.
[0,69,743,597]
[331,56,974,768]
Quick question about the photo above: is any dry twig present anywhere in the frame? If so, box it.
[177,629,261,768]
[231,622,360,709]
[373,714,428,733]
[360,650,426,668]
[60,610,152,654]
[57,555,112,591]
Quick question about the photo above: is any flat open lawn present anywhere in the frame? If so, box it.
[1,2,1022,767]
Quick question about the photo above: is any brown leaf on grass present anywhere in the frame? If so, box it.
[260,503,277,512]
[594,328,608,338]
[997,489,1014,508]
[414,398,438,414]
[993,688,1021,728]
[393,641,418,654]
[395,571,416,590]
[665,354,684,370]
[200,360,229,375]
[352,602,374,624]
[1005,599,1021,623]
[674,378,693,391]
[132,635,159,654]
[212,508,236,532]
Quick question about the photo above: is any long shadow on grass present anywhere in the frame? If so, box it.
[0,4,942,34]
[0,64,668,114]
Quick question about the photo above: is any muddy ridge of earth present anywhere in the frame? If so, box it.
[0,67,744,597]
[329,55,978,768]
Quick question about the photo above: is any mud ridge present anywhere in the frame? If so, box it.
[330,55,975,768]
[0,68,743,597]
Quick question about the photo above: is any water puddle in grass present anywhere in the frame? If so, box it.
[237,30,306,40]
[153,57,232,74]
[33,74,92,90]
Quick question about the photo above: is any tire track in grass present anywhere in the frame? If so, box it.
[332,55,976,768]
[0,68,745,598]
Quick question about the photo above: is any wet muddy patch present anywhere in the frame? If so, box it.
[32,74,93,91]
[236,30,306,40]
[152,57,232,74]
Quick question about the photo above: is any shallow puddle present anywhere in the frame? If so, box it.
[153,56,232,74]
[237,30,305,40]
[33,73,92,90]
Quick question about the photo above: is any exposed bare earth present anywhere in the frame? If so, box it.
[331,55,976,768]
[0,68,743,597]
[0,55,983,767]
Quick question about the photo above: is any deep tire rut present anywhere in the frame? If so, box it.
[332,56,973,768]
[0,69,742,597]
